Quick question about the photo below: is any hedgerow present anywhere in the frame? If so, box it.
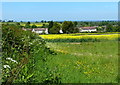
[2,24,61,84]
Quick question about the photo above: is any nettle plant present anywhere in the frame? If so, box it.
[2,24,50,84]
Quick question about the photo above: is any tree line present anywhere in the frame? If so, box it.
[1,20,119,33]
[48,21,79,34]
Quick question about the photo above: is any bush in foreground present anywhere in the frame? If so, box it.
[2,24,61,84]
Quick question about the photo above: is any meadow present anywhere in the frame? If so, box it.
[38,33,119,83]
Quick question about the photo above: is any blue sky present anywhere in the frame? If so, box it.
[2,2,118,21]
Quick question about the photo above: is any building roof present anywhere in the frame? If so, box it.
[33,28,48,31]
[22,28,48,31]
[22,28,33,31]
[80,27,96,30]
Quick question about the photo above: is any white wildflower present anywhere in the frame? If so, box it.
[3,65,10,69]
[6,57,18,64]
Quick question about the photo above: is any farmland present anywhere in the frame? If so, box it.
[1,22,49,27]
[40,33,119,42]
[2,1,119,84]
[2,23,119,84]
[38,33,119,83]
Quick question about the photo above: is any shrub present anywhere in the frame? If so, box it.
[2,24,49,84]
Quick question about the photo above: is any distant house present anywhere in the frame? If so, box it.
[79,27,97,32]
[22,28,48,34]
[32,28,48,34]
[22,28,32,31]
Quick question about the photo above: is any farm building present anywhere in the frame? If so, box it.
[22,28,33,31]
[22,28,48,34]
[22,27,63,34]
[32,28,48,34]
[79,27,97,32]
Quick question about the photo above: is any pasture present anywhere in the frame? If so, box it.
[38,33,119,83]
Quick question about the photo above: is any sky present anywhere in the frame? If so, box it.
[1,0,120,2]
[2,2,118,21]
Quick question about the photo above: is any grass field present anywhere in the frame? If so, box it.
[37,34,119,83]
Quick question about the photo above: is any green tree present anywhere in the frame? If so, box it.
[25,22,31,28]
[44,21,47,23]
[31,24,37,28]
[27,21,31,24]
[49,22,61,34]
[96,27,105,32]
[106,24,113,32]
[16,22,20,25]
[35,21,38,23]
[62,21,74,33]
[2,20,5,22]
[41,20,44,23]
[117,26,120,32]
[7,20,13,22]
[41,24,45,28]
[74,21,78,27]
[48,21,54,33]
[25,23,31,28]
[73,27,79,33]
[113,26,120,32]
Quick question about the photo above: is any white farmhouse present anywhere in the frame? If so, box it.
[22,28,48,34]
[79,27,97,32]
[22,27,64,34]
[32,28,48,34]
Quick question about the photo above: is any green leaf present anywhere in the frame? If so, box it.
[26,73,34,80]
